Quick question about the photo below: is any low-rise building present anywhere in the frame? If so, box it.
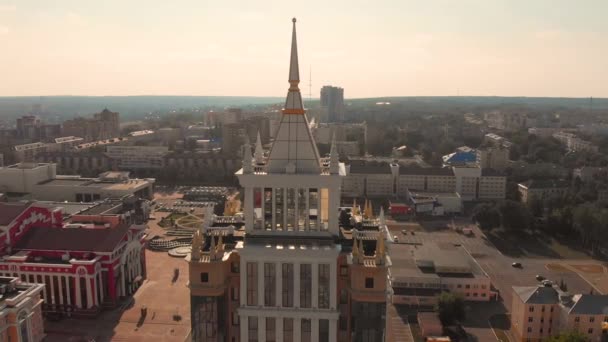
[0,276,46,342]
[518,179,570,204]
[573,167,605,183]
[13,142,50,162]
[553,132,598,153]
[390,242,494,307]
[341,161,506,201]
[0,163,154,202]
[511,283,608,342]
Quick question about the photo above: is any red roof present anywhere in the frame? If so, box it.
[0,202,31,226]
[14,224,131,252]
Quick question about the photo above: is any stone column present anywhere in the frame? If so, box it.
[330,262,337,310]
[258,262,264,306]
[50,275,56,305]
[276,317,284,342]
[240,258,247,306]
[312,263,319,308]
[272,188,276,230]
[329,319,338,342]
[305,188,310,230]
[294,263,300,308]
[294,317,302,342]
[240,315,248,341]
[57,276,63,305]
[75,277,82,309]
[245,186,254,231]
[259,316,266,341]
[312,319,319,342]
[86,276,93,309]
[276,262,282,307]
[65,276,71,306]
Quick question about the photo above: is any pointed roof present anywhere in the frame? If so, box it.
[266,18,321,174]
[254,131,264,164]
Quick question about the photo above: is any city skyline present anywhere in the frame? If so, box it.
[0,0,607,98]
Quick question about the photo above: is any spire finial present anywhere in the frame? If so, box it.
[289,18,300,83]
[292,17,296,23]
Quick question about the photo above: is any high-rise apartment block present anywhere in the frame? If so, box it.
[63,109,120,142]
[320,86,345,122]
[187,19,389,342]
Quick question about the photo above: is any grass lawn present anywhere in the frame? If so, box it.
[487,229,594,259]
[158,212,188,228]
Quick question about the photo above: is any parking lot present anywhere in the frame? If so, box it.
[387,217,608,341]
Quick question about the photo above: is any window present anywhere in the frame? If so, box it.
[527,327,532,333]
[590,317,595,323]
[457,284,462,288]
[528,317,533,322]
[232,311,239,326]
[319,319,329,342]
[282,263,294,307]
[248,317,258,342]
[266,317,276,342]
[300,264,312,308]
[575,316,580,323]
[301,319,312,342]
[465,284,470,289]
[18,311,30,342]
[540,328,543,334]
[283,318,293,342]
[319,264,330,309]
[247,262,258,306]
[541,306,545,312]
[200,272,209,283]
[231,287,239,301]
[339,315,348,331]
[365,277,374,289]
[264,263,276,306]
[340,265,348,277]
[340,289,348,304]
[231,262,239,273]
[588,328,594,334]
[529,306,535,313]
[550,307,554,312]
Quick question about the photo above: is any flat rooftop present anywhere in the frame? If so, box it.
[390,242,487,281]
[0,202,31,226]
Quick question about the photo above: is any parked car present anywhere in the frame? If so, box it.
[512,262,522,268]
[536,274,545,281]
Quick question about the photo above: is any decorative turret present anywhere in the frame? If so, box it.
[352,198,359,215]
[378,206,386,227]
[375,227,386,265]
[352,229,360,262]
[364,199,373,219]
[329,133,340,174]
[191,229,202,260]
[254,131,264,165]
[242,142,253,174]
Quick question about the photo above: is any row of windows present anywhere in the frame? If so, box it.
[246,262,331,309]
[247,317,330,342]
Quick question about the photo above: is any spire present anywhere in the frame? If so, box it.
[379,206,386,227]
[265,18,321,174]
[329,133,340,174]
[289,18,300,83]
[254,131,264,164]
[284,18,304,114]
[242,141,253,174]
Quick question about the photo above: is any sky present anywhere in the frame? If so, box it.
[0,0,607,98]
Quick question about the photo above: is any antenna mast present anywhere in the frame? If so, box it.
[308,66,312,102]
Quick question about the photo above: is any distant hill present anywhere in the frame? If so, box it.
[0,95,606,123]
[0,96,284,122]
[347,96,608,109]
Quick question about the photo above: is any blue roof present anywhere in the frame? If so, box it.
[442,151,477,164]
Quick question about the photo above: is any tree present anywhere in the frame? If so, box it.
[435,292,465,326]
[499,200,532,231]
[472,203,500,230]
[544,330,589,342]
[339,209,352,228]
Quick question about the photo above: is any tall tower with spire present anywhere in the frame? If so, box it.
[188,19,387,342]
[236,17,344,341]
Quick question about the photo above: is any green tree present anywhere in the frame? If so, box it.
[544,330,589,342]
[435,292,465,326]
[472,203,500,230]
[499,200,532,231]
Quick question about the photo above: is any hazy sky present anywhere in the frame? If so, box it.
[0,0,607,98]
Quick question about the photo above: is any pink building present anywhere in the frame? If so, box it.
[0,201,146,317]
